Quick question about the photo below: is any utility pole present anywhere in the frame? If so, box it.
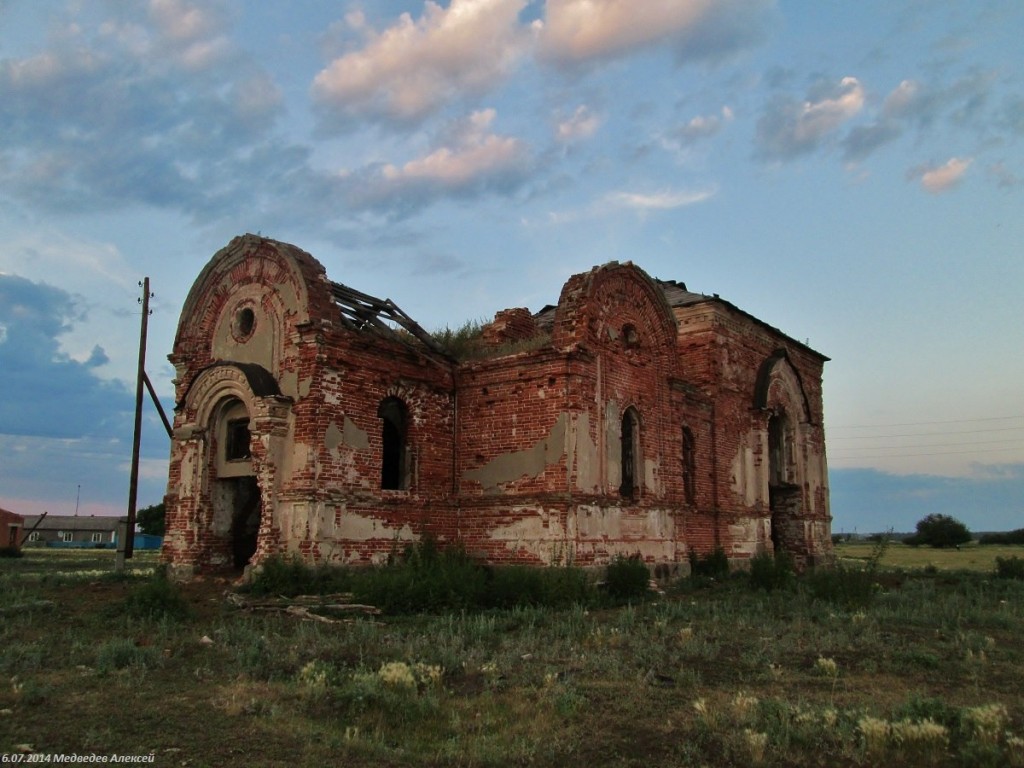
[116,278,152,572]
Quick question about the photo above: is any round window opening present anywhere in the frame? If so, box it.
[234,307,256,340]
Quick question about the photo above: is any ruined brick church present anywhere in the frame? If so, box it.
[162,234,831,578]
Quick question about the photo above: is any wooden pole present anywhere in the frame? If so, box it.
[117,278,151,571]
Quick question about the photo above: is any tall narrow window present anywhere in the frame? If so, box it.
[768,412,789,487]
[225,418,252,461]
[620,407,639,500]
[379,397,409,490]
[682,427,696,504]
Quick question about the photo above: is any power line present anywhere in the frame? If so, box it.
[829,426,1024,441]
[829,414,1024,430]
[829,446,1023,460]
[830,438,1022,455]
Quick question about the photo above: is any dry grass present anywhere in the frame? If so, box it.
[1,548,1022,767]
[835,540,1021,572]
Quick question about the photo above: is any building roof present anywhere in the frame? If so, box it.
[0,507,25,522]
[331,280,454,362]
[23,515,123,531]
[532,272,827,361]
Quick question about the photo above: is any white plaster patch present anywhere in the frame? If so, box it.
[727,518,764,557]
[488,508,567,565]
[179,445,197,497]
[337,512,416,543]
[280,369,298,399]
[463,413,567,492]
[644,458,661,495]
[572,412,600,492]
[343,416,370,449]
[322,372,343,405]
[731,436,761,506]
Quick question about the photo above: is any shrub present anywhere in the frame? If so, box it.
[356,543,487,613]
[804,564,878,608]
[0,545,24,558]
[979,528,1024,545]
[95,638,159,674]
[905,514,972,548]
[248,543,595,614]
[122,572,192,620]
[248,555,353,597]
[689,547,730,581]
[748,551,794,592]
[995,556,1024,580]
[805,535,886,608]
[485,565,592,609]
[604,554,650,600]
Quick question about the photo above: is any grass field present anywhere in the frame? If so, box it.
[1,547,1023,767]
[835,540,1023,572]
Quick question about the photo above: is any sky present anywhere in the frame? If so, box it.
[1,0,1022,535]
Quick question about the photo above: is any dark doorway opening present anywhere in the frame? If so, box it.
[767,411,801,557]
[620,407,639,500]
[228,476,261,569]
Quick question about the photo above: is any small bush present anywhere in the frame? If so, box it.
[122,572,191,620]
[357,545,487,613]
[248,543,595,614]
[979,528,1024,545]
[689,547,730,581]
[95,638,159,674]
[995,556,1024,580]
[804,564,878,608]
[748,551,794,592]
[604,554,650,600]
[485,566,592,609]
[248,555,353,597]
[0,545,24,558]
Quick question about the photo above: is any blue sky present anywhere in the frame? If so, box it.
[1,0,1021,534]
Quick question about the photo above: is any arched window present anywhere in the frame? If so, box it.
[622,323,639,349]
[768,411,789,487]
[682,427,696,504]
[218,399,252,470]
[620,407,640,500]
[378,397,409,490]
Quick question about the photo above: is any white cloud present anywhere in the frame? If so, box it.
[177,34,232,71]
[539,0,772,65]
[675,105,734,144]
[533,185,716,227]
[607,188,716,211]
[380,108,528,187]
[756,76,865,160]
[312,0,531,125]
[915,157,972,193]
[882,79,921,118]
[795,77,864,143]
[556,105,601,142]
[148,0,223,43]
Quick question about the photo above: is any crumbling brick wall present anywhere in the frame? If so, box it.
[162,236,831,578]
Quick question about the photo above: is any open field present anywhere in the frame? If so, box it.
[835,540,1023,572]
[2,548,1023,767]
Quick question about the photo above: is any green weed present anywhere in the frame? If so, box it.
[603,553,650,601]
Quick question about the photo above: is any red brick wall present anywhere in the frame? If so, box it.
[163,239,831,575]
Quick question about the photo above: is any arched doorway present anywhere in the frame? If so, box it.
[213,398,262,570]
[767,409,800,557]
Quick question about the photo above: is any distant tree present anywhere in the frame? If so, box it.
[906,514,972,549]
[136,502,166,537]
